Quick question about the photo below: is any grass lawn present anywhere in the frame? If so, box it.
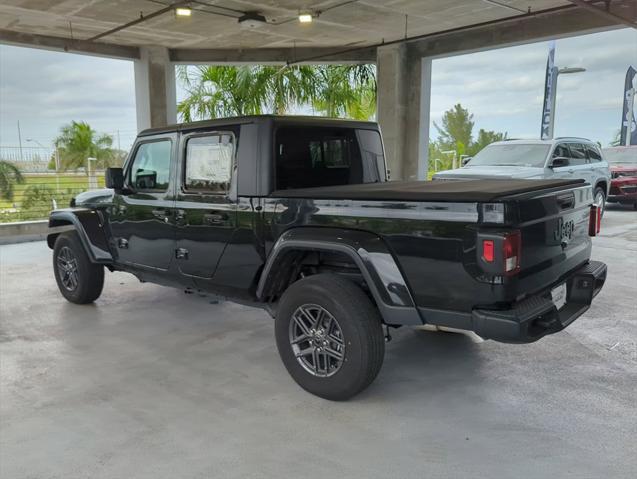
[0,173,105,209]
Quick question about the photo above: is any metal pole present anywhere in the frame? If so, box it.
[55,148,61,192]
[17,120,23,161]
[626,88,635,146]
[547,66,559,140]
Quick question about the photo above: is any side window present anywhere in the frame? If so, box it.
[356,129,385,182]
[586,145,602,162]
[310,137,351,168]
[129,140,172,191]
[569,143,588,166]
[552,144,570,159]
[184,133,234,193]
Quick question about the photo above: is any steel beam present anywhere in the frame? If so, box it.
[0,29,139,60]
[169,47,377,64]
[566,0,637,30]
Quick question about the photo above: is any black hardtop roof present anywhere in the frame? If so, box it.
[138,115,379,137]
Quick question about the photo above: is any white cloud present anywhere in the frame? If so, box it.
[0,27,635,151]
[430,28,637,145]
[0,45,137,148]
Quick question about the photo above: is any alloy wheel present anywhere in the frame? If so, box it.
[288,304,346,377]
[57,246,79,291]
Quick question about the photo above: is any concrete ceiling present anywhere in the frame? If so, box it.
[0,0,574,50]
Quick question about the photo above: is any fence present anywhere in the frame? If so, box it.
[0,146,54,173]
[0,171,105,223]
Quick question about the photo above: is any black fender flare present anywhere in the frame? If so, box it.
[257,227,422,326]
[47,209,113,264]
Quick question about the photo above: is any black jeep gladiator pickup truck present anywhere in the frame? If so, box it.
[48,115,607,400]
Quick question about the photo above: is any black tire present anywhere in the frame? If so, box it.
[594,186,606,217]
[53,232,104,304]
[275,274,385,401]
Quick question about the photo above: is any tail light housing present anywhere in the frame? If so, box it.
[588,204,601,237]
[503,231,521,275]
[478,230,522,276]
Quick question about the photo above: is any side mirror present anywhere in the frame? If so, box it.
[105,167,124,191]
[461,157,472,166]
[551,157,570,168]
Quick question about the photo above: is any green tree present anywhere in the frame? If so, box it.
[434,103,474,150]
[54,121,115,172]
[0,160,25,201]
[312,65,376,119]
[177,64,376,122]
[610,129,622,147]
[469,129,508,156]
[429,104,507,173]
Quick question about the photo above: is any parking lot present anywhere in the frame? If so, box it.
[1,206,635,478]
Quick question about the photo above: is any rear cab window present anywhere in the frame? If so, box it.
[275,126,384,189]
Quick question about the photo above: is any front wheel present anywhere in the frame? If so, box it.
[53,232,104,304]
[275,274,385,400]
[594,186,606,217]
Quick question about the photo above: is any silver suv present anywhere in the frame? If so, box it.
[433,138,611,212]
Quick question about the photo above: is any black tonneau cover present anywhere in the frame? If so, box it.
[271,179,585,202]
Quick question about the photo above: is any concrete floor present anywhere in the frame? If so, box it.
[1,206,636,479]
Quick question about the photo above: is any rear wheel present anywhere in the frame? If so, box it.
[275,274,385,400]
[53,232,104,304]
[594,186,606,217]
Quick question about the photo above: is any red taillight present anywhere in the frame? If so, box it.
[503,231,521,275]
[589,205,601,236]
[478,230,522,276]
[482,240,494,262]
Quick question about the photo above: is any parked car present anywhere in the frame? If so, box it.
[433,138,611,214]
[602,146,637,209]
[47,116,607,400]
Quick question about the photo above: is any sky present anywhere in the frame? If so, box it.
[0,27,635,152]
[429,27,637,145]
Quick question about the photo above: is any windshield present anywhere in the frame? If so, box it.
[467,144,550,168]
[602,147,637,166]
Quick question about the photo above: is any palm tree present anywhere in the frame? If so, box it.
[54,121,115,172]
[312,65,376,120]
[177,64,376,122]
[0,160,25,201]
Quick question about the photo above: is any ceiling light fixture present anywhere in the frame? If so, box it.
[175,7,192,17]
[298,13,313,23]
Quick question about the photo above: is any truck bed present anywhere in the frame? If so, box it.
[271,178,586,202]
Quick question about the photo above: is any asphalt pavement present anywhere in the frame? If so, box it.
[1,205,635,479]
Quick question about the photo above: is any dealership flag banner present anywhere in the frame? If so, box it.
[540,41,557,140]
[620,65,637,146]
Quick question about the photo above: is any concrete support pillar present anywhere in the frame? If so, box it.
[134,46,177,131]
[376,44,431,181]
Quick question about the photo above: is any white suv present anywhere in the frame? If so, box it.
[433,138,611,212]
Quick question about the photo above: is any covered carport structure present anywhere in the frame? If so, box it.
[1,0,635,180]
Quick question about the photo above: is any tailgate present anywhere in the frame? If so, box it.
[508,184,593,298]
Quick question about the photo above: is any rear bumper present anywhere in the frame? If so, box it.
[471,260,607,343]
